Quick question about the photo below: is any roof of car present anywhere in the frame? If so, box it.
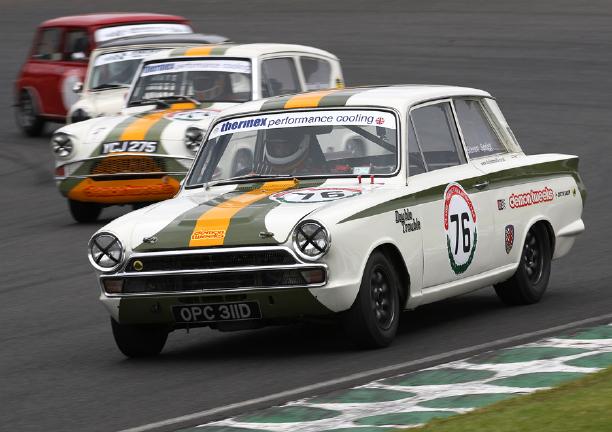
[41,13,189,28]
[97,33,230,49]
[146,43,339,61]
[218,85,492,117]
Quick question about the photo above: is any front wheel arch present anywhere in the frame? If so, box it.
[372,243,411,309]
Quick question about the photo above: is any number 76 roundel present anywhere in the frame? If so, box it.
[444,183,478,274]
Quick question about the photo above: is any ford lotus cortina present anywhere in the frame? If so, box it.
[87,85,585,357]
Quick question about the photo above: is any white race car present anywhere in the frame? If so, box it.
[51,43,344,222]
[67,33,230,123]
[87,85,585,357]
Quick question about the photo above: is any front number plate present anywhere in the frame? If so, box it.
[173,301,261,323]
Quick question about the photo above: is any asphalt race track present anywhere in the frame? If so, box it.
[2,1,612,431]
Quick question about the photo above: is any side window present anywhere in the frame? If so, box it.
[261,58,300,97]
[63,29,90,61]
[454,99,507,158]
[300,57,332,90]
[32,28,62,60]
[411,102,464,171]
[407,118,427,175]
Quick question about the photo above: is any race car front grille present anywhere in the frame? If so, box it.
[120,269,312,294]
[125,249,297,273]
[91,156,165,175]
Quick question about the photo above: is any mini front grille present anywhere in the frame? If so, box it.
[122,269,310,294]
[125,250,297,273]
[92,156,165,175]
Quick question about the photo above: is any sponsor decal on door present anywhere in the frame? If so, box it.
[444,183,478,275]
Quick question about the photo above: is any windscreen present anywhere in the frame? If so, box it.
[89,49,166,90]
[187,109,398,187]
[128,59,252,104]
[94,23,192,43]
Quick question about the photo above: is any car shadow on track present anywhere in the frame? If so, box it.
[129,290,511,363]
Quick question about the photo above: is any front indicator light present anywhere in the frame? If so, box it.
[103,279,124,294]
[300,269,326,284]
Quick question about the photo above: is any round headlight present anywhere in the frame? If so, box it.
[184,127,204,152]
[51,133,73,159]
[88,232,124,272]
[293,220,331,261]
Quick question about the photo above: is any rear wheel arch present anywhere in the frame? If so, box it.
[525,218,555,257]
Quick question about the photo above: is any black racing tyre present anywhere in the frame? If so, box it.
[68,199,102,223]
[494,224,552,305]
[111,319,168,358]
[15,90,45,137]
[343,251,400,348]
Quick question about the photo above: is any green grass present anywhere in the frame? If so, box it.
[402,366,612,432]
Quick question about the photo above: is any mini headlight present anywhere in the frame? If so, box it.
[88,232,124,272]
[51,133,73,159]
[184,127,204,152]
[293,220,331,261]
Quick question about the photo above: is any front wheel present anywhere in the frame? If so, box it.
[343,251,400,348]
[494,224,552,305]
[15,90,45,137]
[111,319,168,358]
[69,199,102,223]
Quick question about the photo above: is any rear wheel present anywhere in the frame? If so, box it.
[69,199,102,223]
[16,90,45,137]
[494,224,552,305]
[111,319,168,358]
[343,251,400,348]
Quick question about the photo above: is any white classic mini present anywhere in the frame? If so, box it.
[88,85,586,357]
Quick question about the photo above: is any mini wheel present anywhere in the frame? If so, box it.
[494,223,552,305]
[69,199,102,223]
[15,90,45,137]
[343,250,400,348]
[111,319,168,358]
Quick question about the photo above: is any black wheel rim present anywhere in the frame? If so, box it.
[370,264,395,330]
[523,229,544,284]
[19,94,35,128]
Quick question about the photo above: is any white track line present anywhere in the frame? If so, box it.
[119,312,612,432]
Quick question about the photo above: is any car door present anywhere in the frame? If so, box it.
[452,97,525,267]
[260,56,301,98]
[297,56,334,91]
[24,27,64,117]
[57,27,90,114]
[408,100,496,289]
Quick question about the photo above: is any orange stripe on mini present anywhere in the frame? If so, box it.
[119,111,167,141]
[189,180,298,247]
[184,46,214,56]
[283,90,338,109]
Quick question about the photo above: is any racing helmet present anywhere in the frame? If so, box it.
[263,128,310,171]
[193,72,227,101]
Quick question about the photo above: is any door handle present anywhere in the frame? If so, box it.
[474,181,489,190]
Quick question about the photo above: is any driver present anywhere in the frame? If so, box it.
[260,127,324,175]
[193,72,230,101]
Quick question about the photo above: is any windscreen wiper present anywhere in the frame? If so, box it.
[91,83,128,91]
[186,174,297,189]
[127,98,171,108]
[155,95,201,105]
